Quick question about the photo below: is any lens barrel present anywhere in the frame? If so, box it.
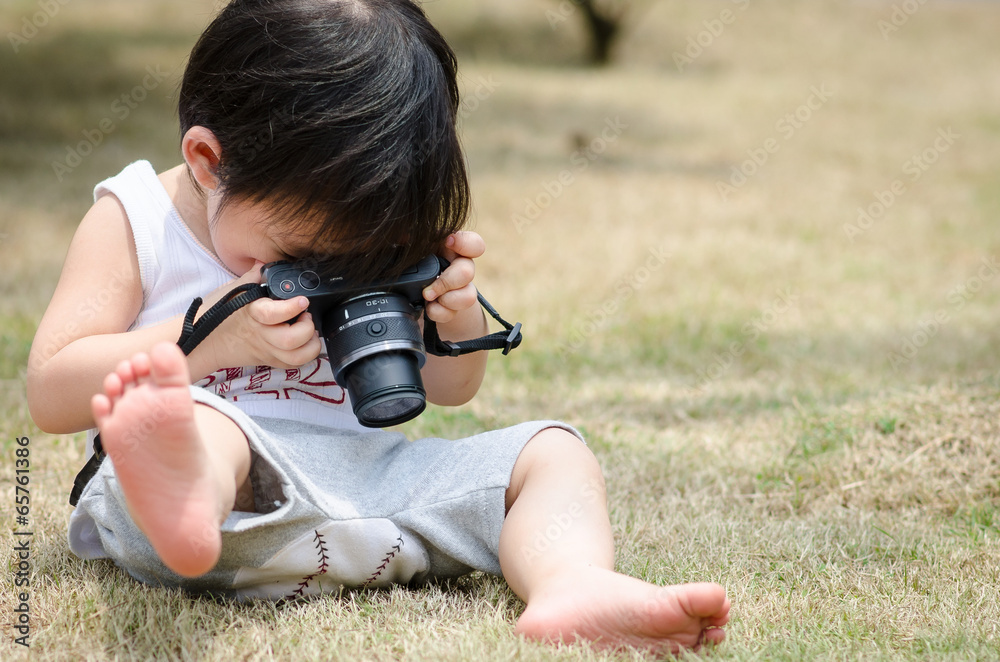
[322,293,427,427]
[340,352,426,427]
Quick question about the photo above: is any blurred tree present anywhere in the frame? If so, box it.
[548,0,630,65]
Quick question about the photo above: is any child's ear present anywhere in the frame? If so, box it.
[181,126,223,191]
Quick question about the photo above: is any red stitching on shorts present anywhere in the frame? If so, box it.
[285,530,330,600]
[361,535,404,590]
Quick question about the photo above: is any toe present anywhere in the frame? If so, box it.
[91,393,112,426]
[680,583,730,620]
[115,359,137,389]
[103,371,125,403]
[131,352,152,383]
[702,626,726,646]
[149,342,191,388]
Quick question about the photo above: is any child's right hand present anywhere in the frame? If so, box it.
[192,262,322,373]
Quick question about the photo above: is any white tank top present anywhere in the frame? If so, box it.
[95,160,365,432]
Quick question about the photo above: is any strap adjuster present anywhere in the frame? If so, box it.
[503,322,522,355]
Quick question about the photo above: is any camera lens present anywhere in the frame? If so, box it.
[340,352,426,427]
[323,292,428,428]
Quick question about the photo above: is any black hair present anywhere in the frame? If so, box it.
[179,0,470,282]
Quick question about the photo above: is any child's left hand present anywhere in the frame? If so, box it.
[421,231,485,325]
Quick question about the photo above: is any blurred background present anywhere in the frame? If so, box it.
[3,0,1000,440]
[2,1,1000,657]
[5,1,999,427]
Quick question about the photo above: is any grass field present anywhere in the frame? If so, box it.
[2,0,1000,659]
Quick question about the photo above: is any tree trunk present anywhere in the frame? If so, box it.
[578,0,621,65]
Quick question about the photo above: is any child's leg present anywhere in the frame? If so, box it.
[91,342,253,578]
[499,428,730,654]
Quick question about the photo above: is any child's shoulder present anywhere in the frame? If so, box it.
[81,162,191,246]
[62,179,142,301]
[78,190,130,245]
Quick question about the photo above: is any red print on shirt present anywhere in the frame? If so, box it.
[212,358,346,405]
[247,366,272,391]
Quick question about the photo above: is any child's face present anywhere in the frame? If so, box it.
[206,195,317,275]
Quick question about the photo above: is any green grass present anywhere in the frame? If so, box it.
[3,0,1000,659]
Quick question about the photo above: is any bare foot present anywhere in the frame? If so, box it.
[515,566,730,655]
[91,342,227,577]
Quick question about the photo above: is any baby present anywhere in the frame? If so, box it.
[27,0,729,654]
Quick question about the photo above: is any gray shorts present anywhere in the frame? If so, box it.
[69,387,581,600]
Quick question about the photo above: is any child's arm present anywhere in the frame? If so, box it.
[419,231,490,406]
[27,196,320,434]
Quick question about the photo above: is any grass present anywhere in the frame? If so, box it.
[2,0,1000,659]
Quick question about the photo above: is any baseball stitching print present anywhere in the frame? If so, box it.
[285,529,330,600]
[361,535,405,590]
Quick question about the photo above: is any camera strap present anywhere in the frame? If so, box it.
[175,283,523,360]
[176,284,269,356]
[69,281,522,506]
[423,293,522,357]
[69,284,269,507]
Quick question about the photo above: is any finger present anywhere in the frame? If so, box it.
[272,331,323,368]
[424,300,456,325]
[248,296,310,325]
[439,231,485,261]
[265,313,319,352]
[423,256,475,302]
[432,282,479,314]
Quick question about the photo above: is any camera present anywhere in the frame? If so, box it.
[263,255,443,428]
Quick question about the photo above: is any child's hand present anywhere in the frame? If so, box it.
[422,231,485,324]
[196,262,322,371]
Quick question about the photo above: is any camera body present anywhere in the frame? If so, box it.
[262,255,442,428]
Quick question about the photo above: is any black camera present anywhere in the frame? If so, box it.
[263,255,445,428]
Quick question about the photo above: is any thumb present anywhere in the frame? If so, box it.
[248,295,311,325]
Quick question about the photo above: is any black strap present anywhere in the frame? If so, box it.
[176,284,268,356]
[69,434,104,506]
[69,285,268,506]
[70,278,521,506]
[423,292,522,357]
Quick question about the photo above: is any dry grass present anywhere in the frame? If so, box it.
[2,0,1000,659]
